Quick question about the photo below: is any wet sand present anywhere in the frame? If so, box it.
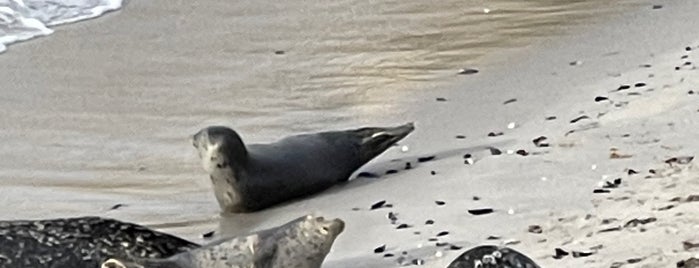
[2,0,699,267]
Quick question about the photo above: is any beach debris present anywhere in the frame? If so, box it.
[473,196,481,201]
[624,217,657,228]
[455,135,466,139]
[418,155,436,162]
[388,212,398,223]
[593,189,611,194]
[515,149,529,156]
[396,224,412,229]
[664,156,694,165]
[677,258,699,268]
[507,208,515,215]
[598,226,622,233]
[468,208,494,215]
[572,250,595,258]
[532,136,549,147]
[553,248,569,259]
[110,203,125,210]
[570,115,590,124]
[627,169,639,175]
[401,145,410,152]
[274,50,285,55]
[545,116,557,120]
[616,84,631,91]
[202,230,215,239]
[489,147,503,155]
[435,200,446,206]
[569,60,583,66]
[374,245,386,254]
[425,220,435,225]
[371,200,388,210]
[457,68,479,75]
[528,225,543,234]
[486,235,501,240]
[610,148,633,159]
[487,131,504,137]
[436,231,449,237]
[634,82,647,87]
[507,122,517,129]
[503,98,517,105]
[594,96,609,102]
[682,240,699,251]
[430,171,437,175]
[652,4,663,9]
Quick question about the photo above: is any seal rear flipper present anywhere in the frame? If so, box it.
[446,245,540,268]
[356,122,415,164]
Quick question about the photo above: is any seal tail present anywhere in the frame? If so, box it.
[356,122,415,164]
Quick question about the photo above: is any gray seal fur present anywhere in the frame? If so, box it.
[446,245,540,268]
[192,123,415,212]
[0,217,198,268]
[102,215,345,268]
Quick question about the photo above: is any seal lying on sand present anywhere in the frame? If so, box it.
[0,217,198,268]
[102,215,345,268]
[192,123,415,212]
[447,245,540,268]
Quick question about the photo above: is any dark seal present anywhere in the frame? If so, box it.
[447,245,540,268]
[192,123,415,213]
[0,217,198,268]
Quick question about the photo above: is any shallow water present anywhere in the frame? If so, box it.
[0,0,640,245]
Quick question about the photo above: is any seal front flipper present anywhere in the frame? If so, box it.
[355,122,415,164]
[446,245,540,268]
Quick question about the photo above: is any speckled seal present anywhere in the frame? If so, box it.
[192,123,415,213]
[446,245,540,268]
[0,217,198,268]
[102,215,345,268]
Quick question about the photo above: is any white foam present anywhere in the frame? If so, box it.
[0,0,122,53]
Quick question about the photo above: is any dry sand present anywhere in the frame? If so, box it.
[1,0,699,267]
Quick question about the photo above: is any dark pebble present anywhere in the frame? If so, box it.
[449,245,463,250]
[487,131,504,137]
[386,169,398,175]
[428,238,438,242]
[593,189,611,194]
[685,62,692,66]
[351,207,361,211]
[617,84,631,91]
[503,98,518,105]
[411,259,425,265]
[384,253,394,258]
[627,258,644,264]
[486,235,501,240]
[388,212,398,222]
[468,208,494,215]
[545,116,557,120]
[532,136,549,147]
[425,220,435,225]
[570,115,590,123]
[676,66,681,71]
[553,248,569,259]
[515,149,529,156]
[652,4,662,9]
[613,178,622,185]
[634,82,646,87]
[436,242,449,247]
[374,245,386,253]
[639,64,652,68]
[274,50,285,55]
[436,231,449,237]
[436,97,447,102]
[457,68,479,75]
[528,225,543,234]
[418,156,436,162]
[202,230,215,239]
[430,171,437,175]
[682,55,690,59]
[627,169,638,175]
[463,153,472,159]
[455,135,466,139]
[472,196,481,201]
[357,172,380,178]
[687,46,693,51]
[435,201,446,206]
[572,251,595,258]
[689,90,695,95]
[396,224,411,229]
[624,217,656,228]
[404,162,412,170]
[594,96,609,102]
[371,200,387,210]
[110,204,125,210]
[665,156,694,165]
[598,226,622,233]
[489,147,503,155]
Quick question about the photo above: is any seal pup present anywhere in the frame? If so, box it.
[102,215,345,268]
[192,123,415,212]
[447,245,540,268]
[0,217,198,268]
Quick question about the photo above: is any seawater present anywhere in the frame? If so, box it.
[0,0,121,53]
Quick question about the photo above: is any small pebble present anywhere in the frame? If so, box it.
[652,4,662,9]
[418,156,436,162]
[594,96,609,102]
[570,115,590,123]
[425,220,435,225]
[371,200,387,210]
[457,68,479,75]
[386,169,398,175]
[110,204,125,210]
[404,162,412,170]
[507,122,517,129]
[202,230,215,239]
[545,116,557,120]
[396,224,411,229]
[436,231,449,237]
[503,98,517,105]
[436,97,447,102]
[455,135,466,139]
[528,225,543,234]
[430,171,437,175]
[468,208,494,215]
[401,145,409,152]
[374,245,386,253]
[435,200,446,206]
[617,84,631,91]
[489,147,503,155]
[274,50,285,55]
[383,253,394,258]
[515,149,529,156]
[634,82,646,87]
[507,208,515,215]
[488,131,504,137]
[553,248,569,259]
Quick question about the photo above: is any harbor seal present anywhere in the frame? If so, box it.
[191,122,415,212]
[446,245,540,268]
[0,217,198,268]
[102,215,345,268]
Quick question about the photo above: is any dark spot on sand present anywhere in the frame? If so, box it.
[639,64,652,68]
[553,248,569,259]
[274,50,285,55]
[665,156,694,165]
[489,147,502,155]
[487,131,504,137]
[545,116,557,120]
[598,226,622,233]
[110,204,125,210]
[388,212,398,223]
[593,189,611,194]
[503,98,517,105]
[436,231,449,237]
[572,251,595,258]
[357,172,380,178]
[455,135,466,139]
[533,136,549,147]
[430,171,436,175]
[617,84,631,91]
[202,230,215,239]
[634,82,646,87]
[396,224,411,229]
[449,244,463,250]
[594,96,609,102]
[425,220,434,225]
[435,201,446,206]
[411,259,425,265]
[627,169,638,175]
[457,68,479,75]
[371,200,387,210]
[528,225,543,234]
[386,169,398,175]
[418,156,435,163]
[404,162,412,170]
[463,153,472,159]
[472,196,481,201]
[683,241,699,251]
[570,115,590,123]
[374,245,386,253]
[436,97,447,102]
[687,46,693,51]
[624,217,656,228]
[486,235,501,240]
[516,149,529,156]
[652,4,663,9]
[468,208,494,215]
[383,253,394,258]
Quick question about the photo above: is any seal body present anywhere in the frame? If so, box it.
[447,245,540,268]
[0,217,198,268]
[192,123,415,212]
[103,215,345,268]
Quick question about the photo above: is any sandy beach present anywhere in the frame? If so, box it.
[1,0,699,267]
